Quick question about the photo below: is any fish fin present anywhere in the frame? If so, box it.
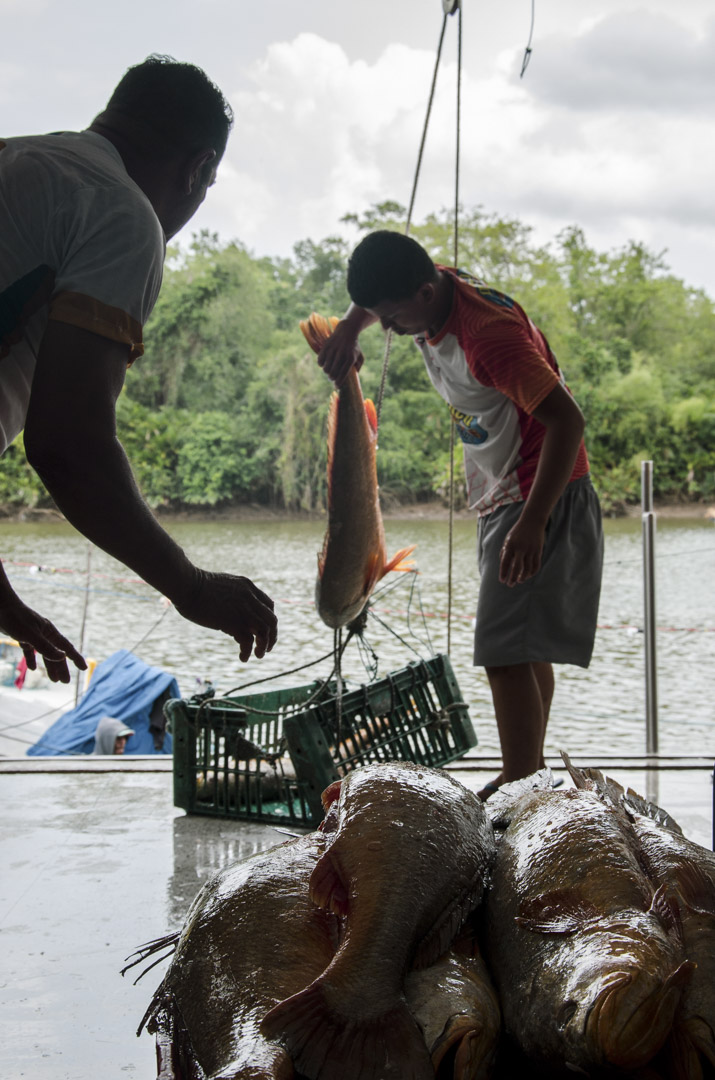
[364,397,378,436]
[261,985,433,1080]
[516,889,602,934]
[621,787,685,835]
[673,858,715,917]
[320,779,343,813]
[121,931,180,986]
[317,528,330,579]
[309,850,350,917]
[650,882,685,939]
[380,544,418,577]
[413,886,482,969]
[560,750,684,835]
[561,750,625,803]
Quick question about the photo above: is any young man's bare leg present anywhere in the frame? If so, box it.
[532,660,554,767]
[477,661,553,800]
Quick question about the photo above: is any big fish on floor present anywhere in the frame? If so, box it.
[300,313,415,629]
[405,921,501,1080]
[484,772,693,1076]
[139,831,339,1080]
[563,756,715,1080]
[261,761,496,1080]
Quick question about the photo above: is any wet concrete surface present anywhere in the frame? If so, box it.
[0,760,712,1079]
[0,770,286,1079]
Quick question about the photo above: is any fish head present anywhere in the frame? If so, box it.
[315,577,370,629]
[554,921,694,1070]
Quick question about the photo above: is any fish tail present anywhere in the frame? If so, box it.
[261,983,433,1080]
[300,312,340,354]
[381,544,417,577]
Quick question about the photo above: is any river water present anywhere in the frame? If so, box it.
[1,513,713,761]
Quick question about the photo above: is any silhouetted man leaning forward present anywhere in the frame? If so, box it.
[0,56,277,681]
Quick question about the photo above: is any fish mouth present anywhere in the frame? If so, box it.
[431,1018,499,1080]
[585,961,694,1069]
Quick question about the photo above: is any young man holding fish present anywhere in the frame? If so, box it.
[317,230,603,799]
[0,57,277,679]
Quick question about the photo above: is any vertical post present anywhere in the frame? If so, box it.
[75,541,92,707]
[642,461,658,756]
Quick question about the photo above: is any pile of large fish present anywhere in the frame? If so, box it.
[130,758,715,1079]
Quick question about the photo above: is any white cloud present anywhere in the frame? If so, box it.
[205,34,449,252]
[521,11,715,113]
[178,18,715,297]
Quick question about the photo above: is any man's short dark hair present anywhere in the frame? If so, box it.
[104,54,233,157]
[347,231,438,308]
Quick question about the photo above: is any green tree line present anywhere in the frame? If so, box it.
[2,205,714,515]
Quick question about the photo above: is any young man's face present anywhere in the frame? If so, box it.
[366,282,435,337]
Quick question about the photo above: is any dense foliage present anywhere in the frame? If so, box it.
[3,206,714,516]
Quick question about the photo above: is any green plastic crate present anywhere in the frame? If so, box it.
[167,655,477,827]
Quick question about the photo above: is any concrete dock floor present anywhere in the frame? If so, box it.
[0,757,712,1080]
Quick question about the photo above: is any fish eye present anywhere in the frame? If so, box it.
[556,1000,578,1029]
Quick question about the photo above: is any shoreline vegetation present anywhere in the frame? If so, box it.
[2,496,713,526]
[2,206,714,522]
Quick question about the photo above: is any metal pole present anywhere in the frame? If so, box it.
[641,461,658,756]
[75,542,92,707]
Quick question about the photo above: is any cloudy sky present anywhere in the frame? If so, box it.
[4,0,714,296]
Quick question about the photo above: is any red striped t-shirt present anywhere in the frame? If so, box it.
[415,267,589,514]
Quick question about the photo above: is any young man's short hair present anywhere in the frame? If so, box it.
[347,230,438,309]
[103,54,233,158]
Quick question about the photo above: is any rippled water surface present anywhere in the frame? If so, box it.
[1,513,713,760]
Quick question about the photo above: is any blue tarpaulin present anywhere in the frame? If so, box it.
[27,649,179,756]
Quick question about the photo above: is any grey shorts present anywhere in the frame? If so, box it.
[474,475,603,668]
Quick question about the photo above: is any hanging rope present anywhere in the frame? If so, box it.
[375,5,454,426]
[446,2,463,654]
[406,12,450,235]
[375,0,463,650]
[520,0,536,78]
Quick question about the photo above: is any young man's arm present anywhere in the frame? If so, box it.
[499,383,585,587]
[23,321,277,662]
[316,304,377,387]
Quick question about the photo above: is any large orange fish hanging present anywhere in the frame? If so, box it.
[300,313,415,630]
